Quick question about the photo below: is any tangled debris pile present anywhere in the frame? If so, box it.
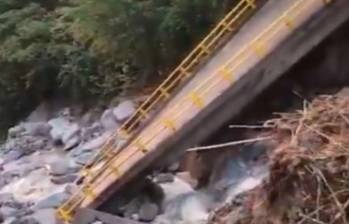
[209,91,349,224]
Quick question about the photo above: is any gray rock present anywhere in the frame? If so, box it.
[4,136,49,155]
[34,192,69,210]
[8,125,25,138]
[0,193,15,204]
[138,202,159,222]
[0,171,21,187]
[64,184,78,195]
[3,150,24,163]
[63,136,80,151]
[61,123,80,145]
[74,152,94,166]
[0,206,18,218]
[168,162,180,172]
[48,118,71,142]
[20,163,42,177]
[30,139,48,151]
[123,198,143,219]
[80,122,103,142]
[75,132,111,155]
[23,122,52,137]
[0,193,24,209]
[113,100,136,122]
[59,108,73,120]
[100,109,119,131]
[154,173,174,184]
[51,174,78,184]
[47,160,70,176]
[9,217,39,224]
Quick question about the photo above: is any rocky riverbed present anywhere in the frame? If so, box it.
[0,97,270,224]
[0,98,140,223]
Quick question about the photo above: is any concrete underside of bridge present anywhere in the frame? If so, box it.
[90,0,349,214]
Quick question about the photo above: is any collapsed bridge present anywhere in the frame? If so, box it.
[56,0,349,222]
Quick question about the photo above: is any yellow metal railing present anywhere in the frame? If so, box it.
[57,0,333,222]
[75,0,259,175]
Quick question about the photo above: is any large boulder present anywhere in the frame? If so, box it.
[61,123,80,145]
[34,192,69,210]
[46,160,70,176]
[113,100,136,122]
[138,202,159,222]
[48,118,80,150]
[100,109,119,131]
[48,118,71,142]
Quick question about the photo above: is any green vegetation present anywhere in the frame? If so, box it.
[0,0,229,129]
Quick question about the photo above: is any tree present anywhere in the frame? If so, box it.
[0,0,227,132]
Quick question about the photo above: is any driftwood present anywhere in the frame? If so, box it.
[187,136,272,152]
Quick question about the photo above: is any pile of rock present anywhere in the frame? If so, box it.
[0,99,137,223]
[0,95,269,224]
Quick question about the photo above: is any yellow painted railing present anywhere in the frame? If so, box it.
[75,0,259,176]
[57,0,333,222]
